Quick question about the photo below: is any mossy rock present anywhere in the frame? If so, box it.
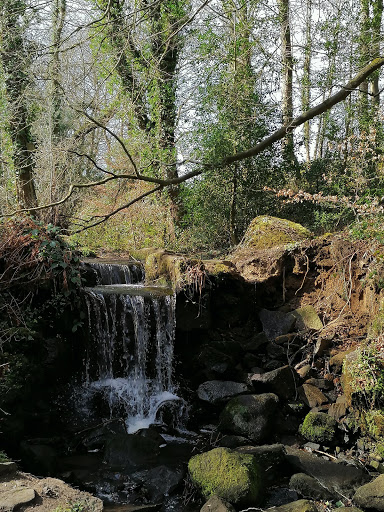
[292,306,323,331]
[188,447,262,506]
[300,412,337,444]
[240,216,311,250]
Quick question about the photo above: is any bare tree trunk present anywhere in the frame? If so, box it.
[278,0,296,165]
[371,0,383,105]
[358,0,371,131]
[301,0,312,163]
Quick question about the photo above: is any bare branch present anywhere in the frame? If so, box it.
[72,185,163,233]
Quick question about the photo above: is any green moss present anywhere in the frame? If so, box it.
[365,410,384,439]
[241,216,311,250]
[188,447,262,506]
[0,451,10,462]
[300,412,337,443]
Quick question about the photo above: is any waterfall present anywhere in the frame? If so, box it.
[77,261,183,433]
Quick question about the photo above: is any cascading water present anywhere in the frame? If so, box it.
[77,261,184,433]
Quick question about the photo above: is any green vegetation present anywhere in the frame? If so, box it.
[188,447,262,506]
[0,450,10,462]
[240,216,311,250]
[54,502,85,512]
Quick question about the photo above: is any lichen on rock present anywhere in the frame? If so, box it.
[188,447,262,506]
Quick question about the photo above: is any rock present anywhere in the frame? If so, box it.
[292,306,323,332]
[328,395,348,421]
[0,463,17,476]
[250,365,298,399]
[353,474,384,511]
[329,348,356,373]
[219,393,279,443]
[313,338,332,357]
[296,365,313,379]
[304,378,334,391]
[285,446,369,498]
[259,309,296,341]
[235,444,286,483]
[20,440,59,475]
[197,381,248,404]
[188,447,262,506]
[0,487,35,512]
[238,216,311,250]
[241,332,269,352]
[298,384,328,408]
[303,442,320,451]
[268,499,318,512]
[144,465,185,502]
[197,346,235,379]
[300,412,337,444]
[337,509,364,512]
[219,435,250,448]
[104,433,160,469]
[289,473,334,501]
[200,495,236,512]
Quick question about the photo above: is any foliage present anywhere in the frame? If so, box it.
[0,450,10,462]
[342,337,384,409]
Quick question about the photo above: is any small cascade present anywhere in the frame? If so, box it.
[81,259,145,286]
[77,261,184,433]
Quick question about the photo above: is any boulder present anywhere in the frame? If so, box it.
[0,487,35,512]
[329,348,356,373]
[188,447,262,506]
[104,433,160,469]
[250,365,298,399]
[285,446,369,498]
[144,465,185,502]
[259,309,296,341]
[197,381,248,404]
[353,474,384,511]
[298,384,328,408]
[238,216,311,250]
[292,306,323,332]
[300,412,337,444]
[328,395,348,421]
[200,495,236,512]
[219,435,250,448]
[0,463,17,476]
[219,393,279,443]
[267,499,318,512]
[289,473,334,501]
[236,444,286,483]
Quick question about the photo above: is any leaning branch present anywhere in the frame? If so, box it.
[2,58,384,220]
[221,57,384,165]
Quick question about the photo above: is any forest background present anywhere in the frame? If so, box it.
[1,0,384,254]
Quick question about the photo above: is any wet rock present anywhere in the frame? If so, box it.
[289,473,334,501]
[188,447,262,506]
[144,465,185,501]
[235,444,286,483]
[285,446,369,498]
[0,487,35,511]
[259,309,296,341]
[20,440,59,475]
[267,499,318,512]
[104,433,160,469]
[200,495,236,512]
[219,393,279,443]
[196,346,235,379]
[298,384,328,408]
[292,306,323,332]
[250,365,298,399]
[0,463,17,476]
[241,332,269,352]
[81,419,127,449]
[353,474,384,511]
[300,412,337,444]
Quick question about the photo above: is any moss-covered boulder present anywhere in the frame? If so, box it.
[292,306,323,331]
[219,393,279,443]
[188,447,262,506]
[240,216,311,250]
[268,500,318,512]
[300,412,337,444]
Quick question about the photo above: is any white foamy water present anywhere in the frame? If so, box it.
[76,262,186,432]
